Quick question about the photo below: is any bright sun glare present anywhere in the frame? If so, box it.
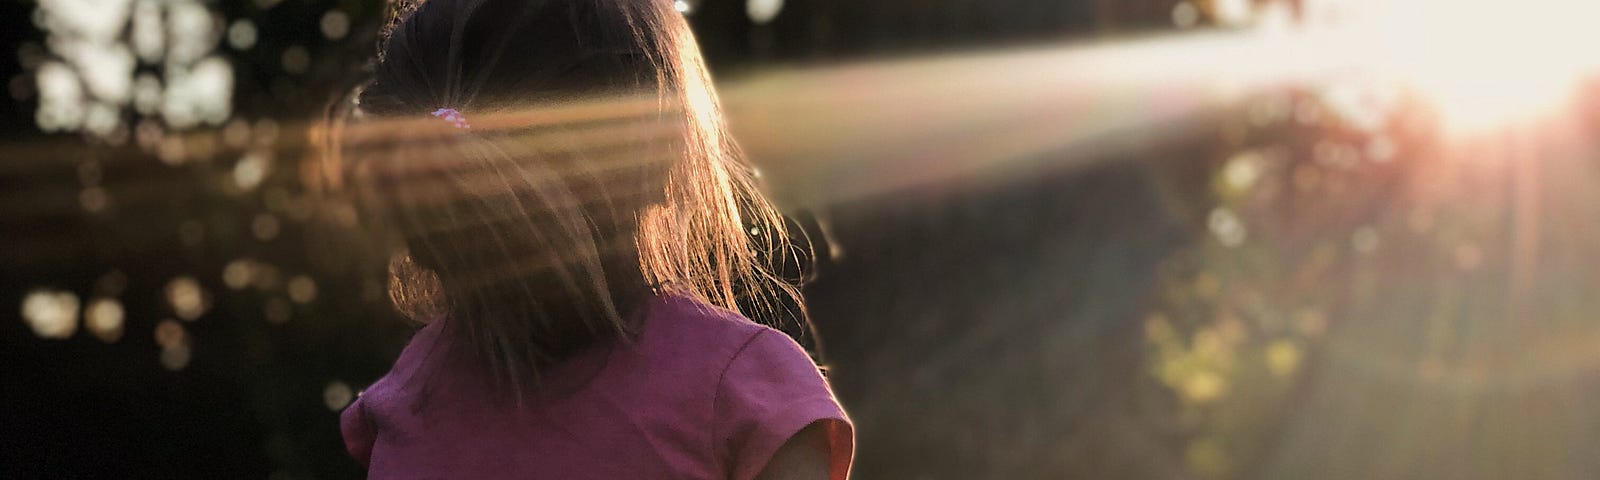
[1340,0,1600,133]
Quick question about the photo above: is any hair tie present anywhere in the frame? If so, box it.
[431,108,470,129]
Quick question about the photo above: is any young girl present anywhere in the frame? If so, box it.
[335,0,853,478]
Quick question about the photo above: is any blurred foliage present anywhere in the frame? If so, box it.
[1141,71,1600,479]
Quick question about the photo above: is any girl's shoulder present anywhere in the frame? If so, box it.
[640,293,769,345]
[631,293,790,372]
[645,294,853,480]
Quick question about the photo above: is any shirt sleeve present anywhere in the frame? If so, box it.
[715,328,854,480]
[339,396,376,468]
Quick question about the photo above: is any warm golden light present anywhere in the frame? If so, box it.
[1345,0,1600,133]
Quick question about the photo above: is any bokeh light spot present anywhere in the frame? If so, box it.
[154,318,193,370]
[157,132,188,165]
[227,19,257,50]
[1265,339,1301,377]
[746,0,783,25]
[320,11,349,40]
[233,151,269,190]
[161,55,234,128]
[35,61,84,132]
[1207,207,1247,247]
[1180,370,1226,403]
[287,276,317,304]
[251,262,283,291]
[79,186,110,213]
[165,276,210,321]
[323,381,353,410]
[131,73,160,114]
[253,118,279,146]
[84,297,126,343]
[131,0,164,63]
[1210,0,1253,27]
[22,288,81,340]
[252,213,281,241]
[160,342,192,371]
[154,319,186,349]
[1220,151,1262,194]
[222,258,258,290]
[222,119,251,148]
[1171,2,1199,28]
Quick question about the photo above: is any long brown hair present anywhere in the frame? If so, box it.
[339,0,803,396]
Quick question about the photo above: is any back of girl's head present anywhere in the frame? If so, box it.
[340,0,801,395]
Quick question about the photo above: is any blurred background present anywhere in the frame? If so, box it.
[7,0,1600,478]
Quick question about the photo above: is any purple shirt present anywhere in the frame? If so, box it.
[341,294,853,479]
